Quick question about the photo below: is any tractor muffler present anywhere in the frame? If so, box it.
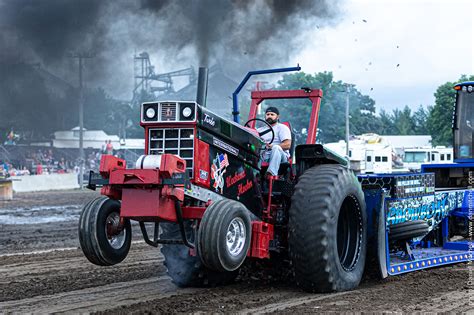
[196,66,208,107]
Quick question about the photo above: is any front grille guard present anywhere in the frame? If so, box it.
[148,128,194,178]
[87,170,194,248]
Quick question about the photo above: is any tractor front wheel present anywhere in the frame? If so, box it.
[289,164,367,292]
[78,196,131,266]
[198,199,252,272]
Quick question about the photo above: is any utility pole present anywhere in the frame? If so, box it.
[70,53,93,189]
[345,84,350,158]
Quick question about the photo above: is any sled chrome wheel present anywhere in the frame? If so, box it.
[106,212,127,250]
[226,217,246,257]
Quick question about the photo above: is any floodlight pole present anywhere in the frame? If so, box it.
[71,53,93,189]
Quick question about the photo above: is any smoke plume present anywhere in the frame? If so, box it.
[0,0,341,99]
[138,0,339,69]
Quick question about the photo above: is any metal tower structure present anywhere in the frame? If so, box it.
[132,52,196,107]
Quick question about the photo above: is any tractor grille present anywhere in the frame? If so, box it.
[149,128,194,177]
[160,102,177,121]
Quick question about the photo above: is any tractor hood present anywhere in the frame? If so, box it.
[196,106,264,158]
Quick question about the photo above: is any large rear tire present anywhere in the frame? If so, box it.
[289,164,367,292]
[160,221,238,287]
[78,196,131,266]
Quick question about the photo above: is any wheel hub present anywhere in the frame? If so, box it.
[226,217,246,256]
[337,195,362,271]
[105,212,126,249]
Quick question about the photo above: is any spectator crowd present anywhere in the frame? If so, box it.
[0,140,119,178]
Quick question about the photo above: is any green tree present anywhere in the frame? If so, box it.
[378,109,396,135]
[412,105,430,135]
[371,105,429,136]
[392,106,415,135]
[267,71,379,144]
[427,75,474,146]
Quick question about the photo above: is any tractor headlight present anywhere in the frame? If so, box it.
[146,107,156,119]
[468,86,473,93]
[462,86,467,92]
[182,107,192,118]
[142,103,158,122]
[179,102,195,121]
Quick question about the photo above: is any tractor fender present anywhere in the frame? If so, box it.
[295,144,348,176]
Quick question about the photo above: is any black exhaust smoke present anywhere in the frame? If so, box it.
[196,67,208,107]
[0,0,341,118]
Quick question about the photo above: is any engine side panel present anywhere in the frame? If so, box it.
[196,129,263,215]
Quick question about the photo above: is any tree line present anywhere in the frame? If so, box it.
[271,72,474,146]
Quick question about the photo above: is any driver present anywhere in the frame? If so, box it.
[257,107,292,177]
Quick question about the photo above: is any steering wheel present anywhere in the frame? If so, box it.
[244,118,275,145]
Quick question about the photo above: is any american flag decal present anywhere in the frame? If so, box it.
[211,153,229,194]
[219,153,229,168]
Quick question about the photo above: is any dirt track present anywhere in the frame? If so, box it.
[1,190,473,313]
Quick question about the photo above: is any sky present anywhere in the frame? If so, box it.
[9,0,469,114]
[292,0,474,112]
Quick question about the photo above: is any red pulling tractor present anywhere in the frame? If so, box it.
[79,68,474,292]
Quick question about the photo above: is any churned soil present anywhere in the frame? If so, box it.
[0,190,99,254]
[0,190,473,313]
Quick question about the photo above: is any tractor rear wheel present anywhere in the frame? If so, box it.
[160,221,238,287]
[289,164,367,292]
[79,196,131,266]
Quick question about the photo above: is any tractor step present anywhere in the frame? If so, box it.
[262,178,294,197]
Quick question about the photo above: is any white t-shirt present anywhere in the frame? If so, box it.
[257,122,292,157]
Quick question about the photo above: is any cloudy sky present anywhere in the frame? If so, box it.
[293,0,474,111]
[7,0,468,113]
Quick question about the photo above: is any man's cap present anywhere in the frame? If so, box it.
[265,106,279,115]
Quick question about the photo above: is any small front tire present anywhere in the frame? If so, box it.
[78,196,131,266]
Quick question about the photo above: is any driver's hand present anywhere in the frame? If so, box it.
[266,143,272,149]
